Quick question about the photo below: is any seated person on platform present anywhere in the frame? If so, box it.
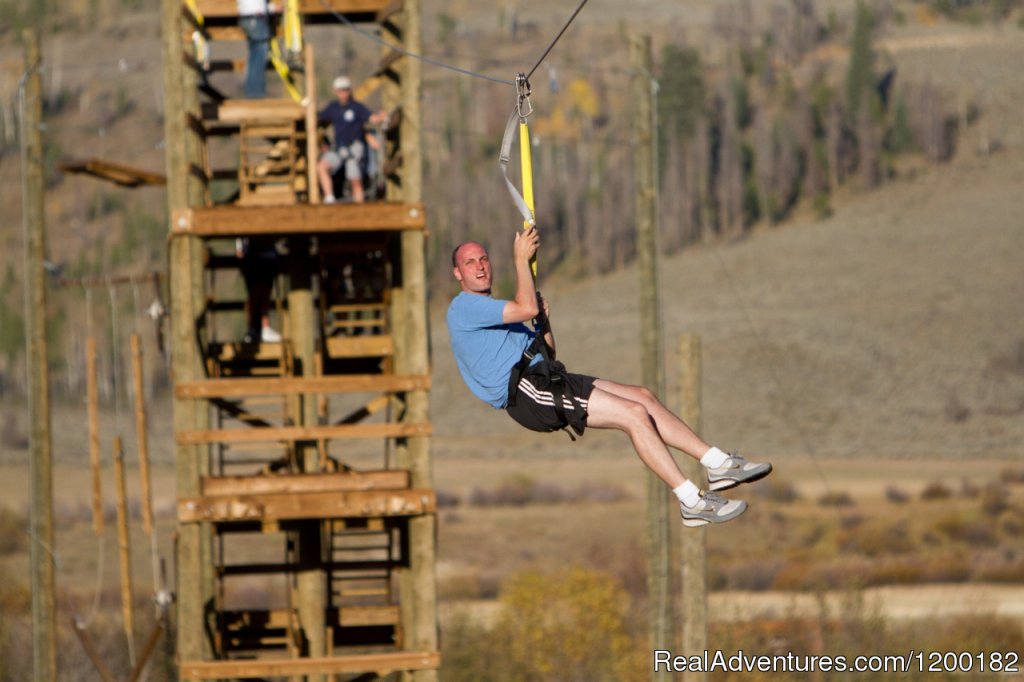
[316,76,386,204]
[237,237,282,343]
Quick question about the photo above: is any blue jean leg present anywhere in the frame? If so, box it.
[240,15,271,98]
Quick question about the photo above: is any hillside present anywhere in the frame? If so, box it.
[0,2,1022,465]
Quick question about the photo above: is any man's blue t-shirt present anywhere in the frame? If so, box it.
[318,99,371,149]
[446,292,537,409]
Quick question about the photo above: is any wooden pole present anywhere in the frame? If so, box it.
[113,436,137,665]
[631,32,671,662]
[678,334,707,681]
[288,237,327,677]
[161,0,208,668]
[21,27,57,682]
[87,336,104,536]
[390,2,438,679]
[303,43,319,204]
[131,334,154,536]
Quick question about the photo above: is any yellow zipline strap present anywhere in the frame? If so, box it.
[283,0,303,56]
[499,73,538,278]
[269,38,302,103]
[183,0,210,71]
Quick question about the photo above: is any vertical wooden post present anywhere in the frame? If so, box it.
[678,334,707,681]
[113,436,137,664]
[632,32,671,662]
[288,238,327,677]
[21,27,57,682]
[384,1,437,677]
[131,334,154,536]
[303,44,319,204]
[87,336,104,536]
[162,0,209,669]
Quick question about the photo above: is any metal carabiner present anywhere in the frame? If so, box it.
[516,72,533,121]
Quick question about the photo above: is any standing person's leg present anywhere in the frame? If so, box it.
[242,16,270,98]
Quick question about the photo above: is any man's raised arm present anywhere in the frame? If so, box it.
[502,226,540,324]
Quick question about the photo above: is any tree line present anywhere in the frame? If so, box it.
[423,0,971,292]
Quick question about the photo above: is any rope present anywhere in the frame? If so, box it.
[318,0,514,85]
[525,0,591,80]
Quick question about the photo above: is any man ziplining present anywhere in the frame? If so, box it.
[446,227,773,526]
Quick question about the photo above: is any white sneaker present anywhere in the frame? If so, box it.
[323,195,336,204]
[261,326,282,343]
[679,490,747,527]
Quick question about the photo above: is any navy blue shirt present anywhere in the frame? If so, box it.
[318,99,372,149]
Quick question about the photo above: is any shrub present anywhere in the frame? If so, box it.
[838,519,911,557]
[818,490,855,507]
[980,482,1011,515]
[751,478,800,503]
[885,486,909,504]
[1001,466,1024,485]
[491,567,645,681]
[921,480,952,500]
[0,508,27,555]
[435,489,461,508]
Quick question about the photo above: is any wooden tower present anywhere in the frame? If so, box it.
[160,0,438,678]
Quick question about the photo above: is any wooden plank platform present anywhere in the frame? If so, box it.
[210,336,394,363]
[179,651,439,679]
[223,605,400,629]
[201,97,304,123]
[201,470,410,495]
[176,421,431,445]
[178,488,436,522]
[172,203,426,236]
[177,374,428,399]
[192,0,392,19]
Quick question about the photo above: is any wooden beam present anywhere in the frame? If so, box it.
[178,488,436,522]
[176,421,431,445]
[173,202,426,235]
[192,0,392,19]
[221,606,400,629]
[202,97,304,123]
[177,374,429,398]
[200,469,410,495]
[179,651,439,679]
[59,158,167,187]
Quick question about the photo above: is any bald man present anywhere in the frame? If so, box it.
[445,227,773,527]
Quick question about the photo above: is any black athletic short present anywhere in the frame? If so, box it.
[505,362,597,434]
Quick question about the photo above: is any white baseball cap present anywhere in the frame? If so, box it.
[332,76,352,91]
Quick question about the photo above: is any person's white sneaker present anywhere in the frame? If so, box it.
[261,326,282,343]
[323,195,336,204]
[706,453,773,491]
[679,490,747,527]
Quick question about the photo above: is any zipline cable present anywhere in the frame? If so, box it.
[318,0,514,85]
[525,0,591,80]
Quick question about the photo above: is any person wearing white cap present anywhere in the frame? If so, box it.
[316,76,382,203]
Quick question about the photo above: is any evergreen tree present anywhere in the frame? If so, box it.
[658,44,705,141]
[846,1,876,122]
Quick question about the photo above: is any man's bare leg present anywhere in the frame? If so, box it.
[593,379,709,460]
[585,386,687,489]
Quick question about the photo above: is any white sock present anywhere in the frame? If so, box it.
[700,446,729,468]
[673,481,701,508]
